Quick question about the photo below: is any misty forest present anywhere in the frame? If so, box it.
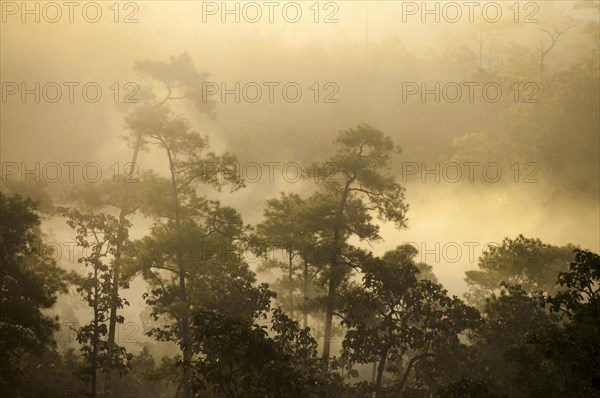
[1,1,599,397]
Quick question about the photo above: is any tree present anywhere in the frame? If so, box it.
[470,283,557,396]
[536,249,600,396]
[436,379,500,398]
[256,192,325,327]
[110,346,175,398]
[61,169,169,396]
[257,193,307,320]
[382,244,438,283]
[535,19,578,121]
[102,52,220,397]
[465,234,576,307]
[191,304,323,398]
[466,250,600,397]
[0,192,68,394]
[124,56,242,395]
[341,250,479,397]
[58,207,132,398]
[307,124,409,373]
[133,199,251,397]
[49,52,219,397]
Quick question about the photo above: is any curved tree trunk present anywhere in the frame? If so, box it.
[374,345,391,398]
[397,353,433,393]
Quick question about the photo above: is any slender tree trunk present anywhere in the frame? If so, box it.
[375,346,391,398]
[104,140,140,396]
[289,251,294,318]
[91,268,99,398]
[167,148,192,398]
[179,260,192,398]
[302,255,308,329]
[321,275,336,373]
[321,178,354,374]
[397,353,433,393]
[104,212,125,395]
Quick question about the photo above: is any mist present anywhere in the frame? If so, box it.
[1,1,599,397]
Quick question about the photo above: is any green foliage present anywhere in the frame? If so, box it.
[311,124,408,230]
[466,234,576,306]
[2,347,83,398]
[122,52,249,398]
[341,249,480,396]
[57,207,133,397]
[436,379,501,398]
[535,250,600,396]
[3,34,599,397]
[256,192,327,323]
[191,307,323,398]
[469,283,558,396]
[307,124,409,369]
[109,346,176,398]
[134,52,217,118]
[465,249,600,397]
[138,201,261,337]
[1,180,54,214]
[0,192,68,394]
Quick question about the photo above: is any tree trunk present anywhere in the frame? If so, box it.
[179,264,192,398]
[302,255,308,329]
[91,267,99,398]
[321,274,336,373]
[289,251,294,318]
[375,346,391,398]
[104,141,140,396]
[397,353,433,393]
[104,212,125,396]
[321,178,354,374]
[167,147,192,398]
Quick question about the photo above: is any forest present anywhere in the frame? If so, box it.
[1,1,599,397]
